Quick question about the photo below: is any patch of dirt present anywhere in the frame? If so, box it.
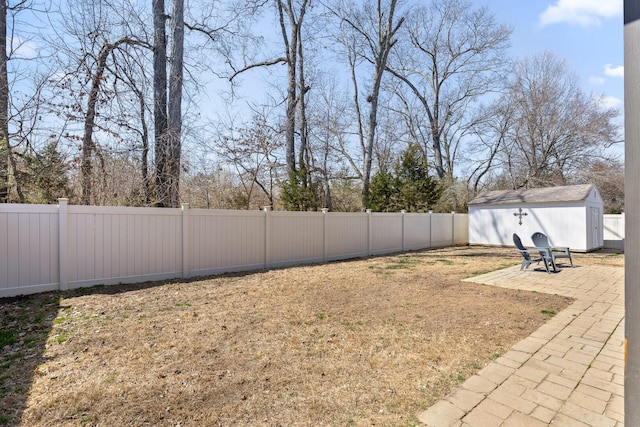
[0,246,623,426]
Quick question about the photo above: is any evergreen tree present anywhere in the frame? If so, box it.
[367,143,441,212]
[281,166,320,211]
[394,143,441,212]
[367,167,396,212]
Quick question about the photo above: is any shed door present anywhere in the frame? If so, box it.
[591,207,600,248]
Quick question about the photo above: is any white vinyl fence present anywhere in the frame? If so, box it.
[603,213,625,249]
[0,199,469,298]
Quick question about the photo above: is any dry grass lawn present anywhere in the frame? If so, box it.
[0,246,624,426]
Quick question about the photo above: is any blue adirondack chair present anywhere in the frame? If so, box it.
[531,232,573,269]
[513,233,553,273]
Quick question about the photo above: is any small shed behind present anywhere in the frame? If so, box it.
[468,184,604,252]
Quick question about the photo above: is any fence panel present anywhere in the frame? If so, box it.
[325,213,369,261]
[0,202,470,298]
[431,213,455,247]
[603,213,625,249]
[604,214,625,240]
[454,213,469,244]
[0,205,59,296]
[66,206,183,288]
[269,211,325,267]
[404,214,431,251]
[370,213,403,255]
[189,209,266,275]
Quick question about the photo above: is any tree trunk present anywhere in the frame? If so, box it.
[0,0,21,202]
[0,0,8,202]
[360,0,403,209]
[296,27,308,173]
[153,0,169,206]
[81,44,111,205]
[136,88,151,205]
[166,0,184,208]
[277,0,307,176]
[81,37,142,205]
[153,0,183,208]
[285,50,297,175]
[361,74,380,206]
[431,128,445,179]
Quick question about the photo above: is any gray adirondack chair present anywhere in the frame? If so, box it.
[513,233,552,273]
[531,232,573,268]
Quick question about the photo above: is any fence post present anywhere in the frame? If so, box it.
[182,203,190,278]
[401,210,406,252]
[322,208,329,262]
[58,198,69,291]
[451,211,456,245]
[366,209,372,256]
[428,210,433,248]
[264,206,271,268]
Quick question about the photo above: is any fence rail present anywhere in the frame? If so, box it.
[0,200,469,298]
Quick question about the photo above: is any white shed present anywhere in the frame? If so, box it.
[468,184,604,252]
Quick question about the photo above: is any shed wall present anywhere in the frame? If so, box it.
[469,203,595,251]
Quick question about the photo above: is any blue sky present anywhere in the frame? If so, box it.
[15,0,624,150]
[224,1,624,121]
[15,1,624,112]
[485,0,624,110]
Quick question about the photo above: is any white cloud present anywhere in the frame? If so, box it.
[605,64,624,78]
[9,38,38,59]
[539,0,622,27]
[589,76,606,85]
[599,95,622,109]
[49,72,66,82]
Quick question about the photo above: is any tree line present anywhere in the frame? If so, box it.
[0,0,624,213]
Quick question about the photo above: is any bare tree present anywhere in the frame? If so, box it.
[278,0,308,175]
[229,0,310,186]
[305,77,353,210]
[576,158,624,213]
[327,0,405,209]
[387,0,511,181]
[486,52,619,189]
[332,29,365,184]
[154,0,260,207]
[40,0,155,205]
[0,0,36,202]
[80,36,147,205]
[110,57,153,205]
[56,0,224,208]
[465,99,517,194]
[215,113,283,209]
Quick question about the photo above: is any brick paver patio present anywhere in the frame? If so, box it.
[418,264,625,427]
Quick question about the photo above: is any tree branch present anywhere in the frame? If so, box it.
[229,57,287,81]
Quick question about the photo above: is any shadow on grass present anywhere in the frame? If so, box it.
[0,292,60,425]
[0,278,200,425]
[0,264,287,425]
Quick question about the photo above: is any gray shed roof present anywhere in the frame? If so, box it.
[468,184,596,206]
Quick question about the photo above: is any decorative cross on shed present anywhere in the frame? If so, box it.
[513,207,528,225]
